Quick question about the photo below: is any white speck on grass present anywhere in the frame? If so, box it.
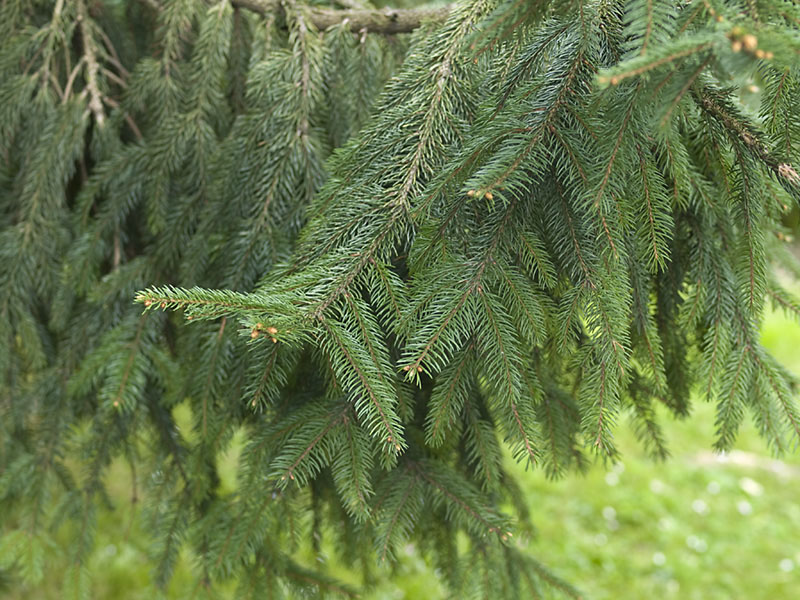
[707,481,721,494]
[613,462,625,474]
[737,500,752,515]
[779,559,795,572]
[602,506,617,520]
[652,552,666,566]
[594,533,608,546]
[605,472,619,486]
[607,518,620,531]
[691,499,709,515]
[686,536,708,553]
[650,479,665,494]
[659,517,675,531]
[739,477,763,497]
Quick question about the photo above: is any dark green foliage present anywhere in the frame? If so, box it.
[3,0,800,597]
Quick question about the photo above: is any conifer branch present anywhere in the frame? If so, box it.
[284,562,358,598]
[426,342,473,445]
[463,404,499,486]
[536,393,564,475]
[146,0,454,35]
[234,0,452,34]
[598,40,713,86]
[77,0,106,127]
[637,146,662,267]
[752,349,800,443]
[319,318,403,452]
[377,469,418,562]
[7,1,800,594]
[694,90,800,195]
[413,461,505,537]
[280,406,346,483]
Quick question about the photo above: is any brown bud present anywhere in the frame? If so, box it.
[270,337,278,344]
[255,322,264,330]
[250,329,260,339]
[416,365,423,373]
[484,191,493,201]
[467,190,476,197]
[765,51,774,60]
[160,301,167,309]
[755,49,766,59]
[742,34,758,52]
[144,299,152,307]
[730,40,742,53]
[266,326,278,335]
[610,76,619,86]
[113,400,120,408]
[402,365,411,371]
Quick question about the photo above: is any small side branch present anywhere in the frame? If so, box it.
[235,0,452,34]
[137,1,451,34]
[77,0,106,127]
[695,90,799,193]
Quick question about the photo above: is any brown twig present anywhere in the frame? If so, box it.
[77,0,106,127]
[140,0,453,34]
[695,90,800,192]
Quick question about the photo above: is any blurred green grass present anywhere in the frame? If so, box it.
[8,304,800,599]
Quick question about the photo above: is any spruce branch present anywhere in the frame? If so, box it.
[138,0,454,34]
[7,1,800,595]
[597,39,714,86]
[234,0,453,34]
[302,0,495,319]
[76,0,106,127]
[694,89,800,196]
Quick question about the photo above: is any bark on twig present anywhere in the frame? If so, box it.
[77,0,106,127]
[137,0,452,34]
[695,91,800,192]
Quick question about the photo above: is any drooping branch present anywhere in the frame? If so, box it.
[233,0,453,34]
[694,90,800,193]
[77,0,106,127]
[137,0,452,34]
